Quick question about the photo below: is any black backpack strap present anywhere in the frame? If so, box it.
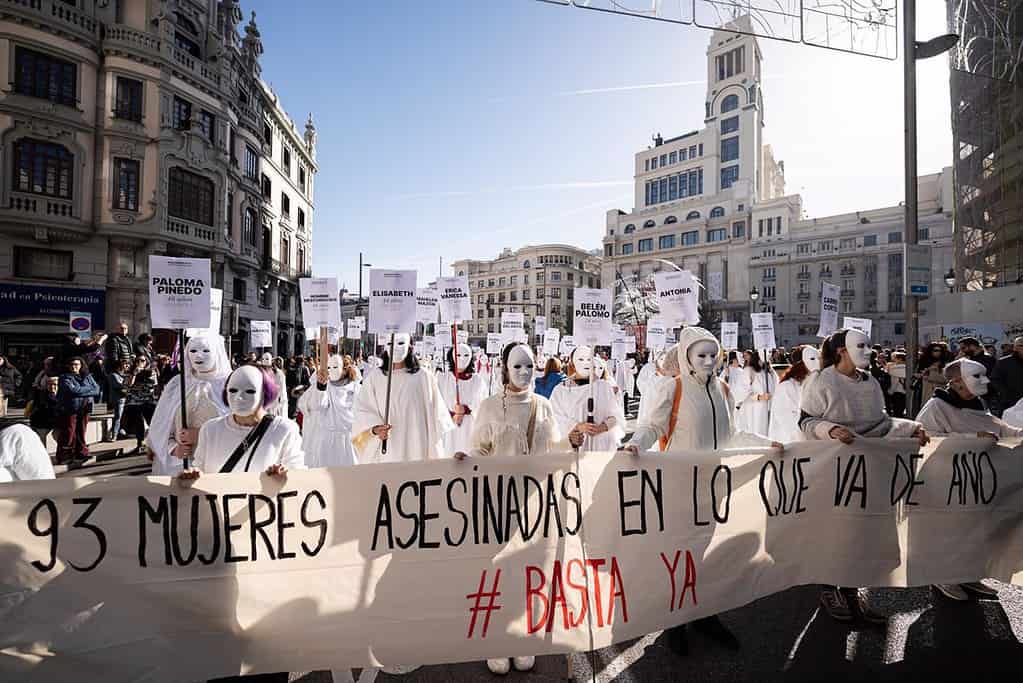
[219,415,274,473]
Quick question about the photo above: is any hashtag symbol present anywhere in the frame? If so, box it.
[466,568,502,639]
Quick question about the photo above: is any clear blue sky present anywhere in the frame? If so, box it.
[248,0,953,292]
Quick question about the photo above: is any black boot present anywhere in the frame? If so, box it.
[692,615,741,650]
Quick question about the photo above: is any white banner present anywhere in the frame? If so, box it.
[534,315,547,337]
[818,282,840,338]
[345,317,365,340]
[0,438,1019,682]
[653,271,699,327]
[486,332,504,356]
[249,320,272,349]
[436,276,471,324]
[186,288,223,338]
[542,328,561,356]
[559,334,576,356]
[501,311,525,344]
[645,319,666,351]
[720,321,739,351]
[573,288,613,347]
[369,270,417,335]
[751,312,776,351]
[149,256,212,330]
[843,316,873,338]
[416,286,439,324]
[299,277,341,330]
[707,271,724,302]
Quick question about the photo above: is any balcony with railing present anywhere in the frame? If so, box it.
[841,289,857,298]
[819,270,833,278]
[7,191,75,220]
[797,292,811,301]
[841,266,857,276]
[164,217,218,245]
[1,0,99,43]
[797,271,811,280]
[104,23,161,55]
[170,46,221,89]
[761,273,776,281]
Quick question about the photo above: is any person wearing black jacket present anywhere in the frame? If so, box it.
[0,355,22,415]
[286,355,311,418]
[103,323,135,364]
[991,336,1023,416]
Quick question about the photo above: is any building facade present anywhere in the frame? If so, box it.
[0,0,315,362]
[451,245,601,343]
[600,17,953,349]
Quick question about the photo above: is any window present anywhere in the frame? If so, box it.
[510,291,517,301]
[721,116,739,134]
[172,96,192,130]
[522,260,530,268]
[842,301,853,313]
[680,149,687,161]
[651,157,658,170]
[720,165,739,189]
[763,285,776,299]
[233,277,247,302]
[686,211,701,221]
[638,238,654,252]
[522,289,530,300]
[551,287,561,298]
[114,77,143,122]
[199,110,216,144]
[13,139,73,199]
[643,219,656,228]
[281,192,290,218]
[919,227,930,240]
[732,221,745,238]
[659,235,676,249]
[499,276,507,287]
[261,174,271,200]
[797,242,810,254]
[280,293,290,312]
[863,234,877,247]
[664,215,678,224]
[498,293,506,303]
[644,159,650,171]
[721,137,739,162]
[707,228,726,242]
[842,278,854,291]
[14,47,76,107]
[669,174,678,200]
[690,145,698,158]
[263,121,273,146]
[710,206,725,218]
[767,217,773,236]
[280,234,291,265]
[682,230,699,246]
[758,219,764,237]
[298,166,307,193]
[243,208,257,246]
[838,237,855,250]
[297,207,305,230]
[113,158,139,211]
[763,267,776,280]
[567,272,574,281]
[775,216,783,234]
[799,303,808,315]
[245,145,259,180]
[174,14,201,57]
[799,281,809,294]
[282,147,291,175]
[168,168,214,225]
[226,192,234,234]
[888,231,903,244]
[660,154,667,166]
[894,323,905,335]
[669,151,677,164]
[551,271,561,281]
[13,246,73,281]
[536,287,545,299]
[818,240,833,252]
[721,94,739,112]
[621,243,634,255]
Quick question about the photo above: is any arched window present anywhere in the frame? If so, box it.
[623,224,635,234]
[458,270,465,276]
[168,168,214,225]
[664,215,678,224]
[243,207,257,246]
[643,219,656,228]
[721,94,739,113]
[710,207,725,218]
[522,260,530,268]
[686,211,701,221]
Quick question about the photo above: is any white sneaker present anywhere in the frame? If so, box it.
[487,658,511,675]
[512,656,535,671]
[934,583,969,601]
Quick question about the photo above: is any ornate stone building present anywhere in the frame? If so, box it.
[0,0,316,360]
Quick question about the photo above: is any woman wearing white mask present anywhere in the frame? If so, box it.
[799,328,928,625]
[299,332,361,468]
[455,342,572,675]
[147,334,231,476]
[257,352,289,418]
[732,349,777,437]
[438,343,487,457]
[352,333,454,463]
[767,345,821,443]
[550,345,625,452]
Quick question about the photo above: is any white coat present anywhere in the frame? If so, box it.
[468,388,570,457]
[550,377,626,451]
[193,414,306,474]
[768,377,806,443]
[733,365,777,437]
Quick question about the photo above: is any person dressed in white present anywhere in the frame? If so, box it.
[636,351,662,399]
[767,345,821,443]
[438,343,487,457]
[732,350,776,437]
[915,358,1020,602]
[352,333,454,463]
[620,327,779,655]
[799,328,929,625]
[455,342,572,675]
[722,351,744,388]
[257,352,289,418]
[299,338,360,468]
[147,334,231,476]
[179,365,305,477]
[550,346,625,452]
[1003,397,1023,428]
[0,424,55,483]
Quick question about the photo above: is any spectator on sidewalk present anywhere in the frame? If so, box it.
[28,376,60,447]
[957,336,995,375]
[155,353,178,397]
[135,333,155,365]
[122,355,159,456]
[106,358,131,442]
[55,356,100,466]
[886,351,908,417]
[286,355,311,418]
[103,322,135,364]
[0,354,23,415]
[915,342,952,408]
[991,336,1023,417]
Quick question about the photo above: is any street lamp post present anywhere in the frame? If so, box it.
[903,0,959,417]
[358,252,372,358]
[748,286,760,349]
[944,268,956,293]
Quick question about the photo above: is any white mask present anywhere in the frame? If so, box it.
[506,345,534,391]
[802,347,821,372]
[188,338,215,376]
[258,352,273,367]
[389,334,411,367]
[327,355,344,383]
[687,340,719,379]
[845,330,871,369]
[454,344,472,372]
[960,359,990,396]
[572,346,593,378]
[226,365,264,417]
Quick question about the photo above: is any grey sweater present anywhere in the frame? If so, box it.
[799,366,920,440]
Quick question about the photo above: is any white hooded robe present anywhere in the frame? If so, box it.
[550,377,626,452]
[438,371,487,456]
[298,379,361,468]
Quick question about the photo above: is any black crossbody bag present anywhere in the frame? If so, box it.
[218,415,274,473]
